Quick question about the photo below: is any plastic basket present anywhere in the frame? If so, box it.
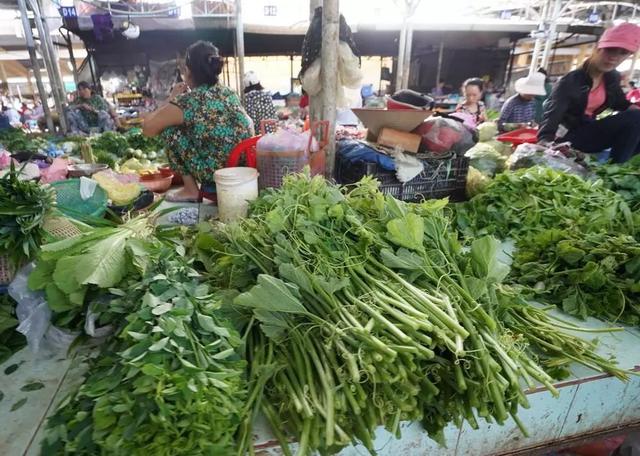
[43,215,83,241]
[335,153,469,202]
[0,254,16,286]
[496,127,538,146]
[256,121,328,189]
[50,179,108,220]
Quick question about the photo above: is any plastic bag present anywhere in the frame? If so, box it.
[338,42,363,89]
[9,263,77,356]
[257,129,319,153]
[0,150,11,169]
[507,142,588,177]
[392,147,423,183]
[413,117,476,155]
[39,157,69,184]
[336,139,395,171]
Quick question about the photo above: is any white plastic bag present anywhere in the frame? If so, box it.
[9,263,78,356]
[392,147,423,183]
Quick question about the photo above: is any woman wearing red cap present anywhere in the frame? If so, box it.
[538,23,640,163]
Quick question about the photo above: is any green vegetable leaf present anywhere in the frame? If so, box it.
[148,337,169,352]
[10,397,27,412]
[151,302,173,315]
[557,241,586,265]
[386,213,424,251]
[278,263,313,294]
[28,261,55,291]
[45,283,75,312]
[470,236,510,284]
[53,256,83,294]
[20,381,45,392]
[380,248,424,271]
[74,235,128,288]
[234,275,307,314]
[4,363,20,375]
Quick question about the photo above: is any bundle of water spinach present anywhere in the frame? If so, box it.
[196,173,628,456]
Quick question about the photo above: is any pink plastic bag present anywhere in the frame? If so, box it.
[40,158,68,184]
[0,151,10,169]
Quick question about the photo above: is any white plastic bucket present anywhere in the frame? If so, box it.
[214,167,259,223]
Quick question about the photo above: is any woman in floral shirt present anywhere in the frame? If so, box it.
[143,41,252,201]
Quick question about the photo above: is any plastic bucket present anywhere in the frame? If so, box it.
[214,167,259,223]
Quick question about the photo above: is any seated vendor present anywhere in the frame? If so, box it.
[142,40,253,202]
[498,73,547,132]
[455,78,487,127]
[67,81,120,135]
[538,23,640,163]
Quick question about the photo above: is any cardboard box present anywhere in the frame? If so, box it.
[377,127,422,153]
[351,108,432,142]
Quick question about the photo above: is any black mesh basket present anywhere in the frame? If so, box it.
[335,154,469,202]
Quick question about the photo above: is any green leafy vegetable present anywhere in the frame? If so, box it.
[0,163,56,267]
[42,246,246,456]
[456,166,635,240]
[0,295,26,364]
[196,172,628,455]
[510,229,640,324]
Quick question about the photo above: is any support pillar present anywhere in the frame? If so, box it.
[17,0,54,132]
[321,0,339,177]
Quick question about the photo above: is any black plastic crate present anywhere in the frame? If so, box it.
[335,153,469,202]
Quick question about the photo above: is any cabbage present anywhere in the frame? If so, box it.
[466,166,491,197]
[477,122,498,142]
[485,139,511,157]
[464,142,506,177]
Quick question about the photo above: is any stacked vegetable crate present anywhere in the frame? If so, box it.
[335,152,469,202]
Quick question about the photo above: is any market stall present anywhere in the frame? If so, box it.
[1,70,640,456]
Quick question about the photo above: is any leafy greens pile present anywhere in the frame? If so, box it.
[0,164,56,268]
[510,229,640,325]
[0,294,26,364]
[195,173,628,455]
[593,155,640,211]
[42,244,246,456]
[456,166,635,240]
[0,128,50,153]
[28,214,159,329]
[90,130,163,158]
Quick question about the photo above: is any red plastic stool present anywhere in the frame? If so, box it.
[198,135,261,202]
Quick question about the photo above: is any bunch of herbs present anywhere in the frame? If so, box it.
[0,164,56,268]
[41,245,247,455]
[510,229,640,324]
[196,173,628,455]
[455,166,635,240]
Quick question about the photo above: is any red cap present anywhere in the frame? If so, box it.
[598,23,640,53]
